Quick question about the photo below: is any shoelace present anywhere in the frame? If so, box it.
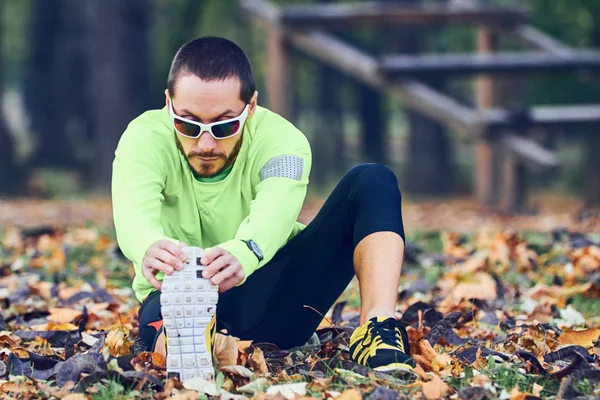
[362,318,404,351]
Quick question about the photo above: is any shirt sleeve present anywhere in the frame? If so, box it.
[218,129,312,284]
[111,121,179,280]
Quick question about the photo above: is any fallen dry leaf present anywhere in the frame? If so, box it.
[559,327,600,348]
[105,328,131,357]
[48,308,82,323]
[248,347,269,375]
[213,332,239,370]
[422,374,450,400]
[335,388,363,400]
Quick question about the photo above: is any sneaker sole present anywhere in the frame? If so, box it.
[161,246,218,381]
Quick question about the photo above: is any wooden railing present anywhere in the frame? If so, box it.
[239,0,600,211]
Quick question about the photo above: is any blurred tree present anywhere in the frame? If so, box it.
[0,0,25,194]
[150,0,207,105]
[82,0,151,190]
[0,2,21,194]
[388,0,453,196]
[313,0,345,185]
[27,0,87,169]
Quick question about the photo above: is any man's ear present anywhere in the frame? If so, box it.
[164,89,170,108]
[247,91,259,119]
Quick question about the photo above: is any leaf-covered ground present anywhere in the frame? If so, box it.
[0,209,599,399]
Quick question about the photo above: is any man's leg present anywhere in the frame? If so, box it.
[217,163,408,352]
[355,231,404,325]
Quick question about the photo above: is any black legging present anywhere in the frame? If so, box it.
[138,163,405,350]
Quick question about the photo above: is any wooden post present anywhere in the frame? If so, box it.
[500,139,527,211]
[584,132,600,209]
[266,24,290,118]
[475,26,500,206]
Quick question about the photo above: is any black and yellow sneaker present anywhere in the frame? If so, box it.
[349,316,415,372]
[161,246,218,381]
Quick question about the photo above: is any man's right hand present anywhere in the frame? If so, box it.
[142,240,187,290]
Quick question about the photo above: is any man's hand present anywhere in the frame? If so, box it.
[201,247,245,293]
[142,240,187,290]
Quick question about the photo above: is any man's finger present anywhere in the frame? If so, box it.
[177,242,188,261]
[159,240,186,261]
[218,275,240,293]
[143,268,162,290]
[211,264,237,286]
[202,254,228,279]
[201,247,224,266]
[149,258,174,275]
[156,249,183,270]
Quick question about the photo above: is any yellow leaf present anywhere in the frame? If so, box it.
[105,329,131,357]
[422,374,450,400]
[559,327,600,348]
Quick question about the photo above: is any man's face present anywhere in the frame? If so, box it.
[167,74,257,178]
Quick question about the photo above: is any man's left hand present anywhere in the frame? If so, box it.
[201,247,245,293]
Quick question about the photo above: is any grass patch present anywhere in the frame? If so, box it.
[570,294,600,319]
[448,363,561,398]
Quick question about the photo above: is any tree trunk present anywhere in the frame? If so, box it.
[0,1,24,194]
[312,0,345,186]
[82,0,151,191]
[27,0,87,169]
[313,62,344,186]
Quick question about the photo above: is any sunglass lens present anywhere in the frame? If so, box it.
[212,120,240,139]
[174,118,200,137]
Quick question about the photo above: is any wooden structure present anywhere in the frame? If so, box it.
[239,0,600,211]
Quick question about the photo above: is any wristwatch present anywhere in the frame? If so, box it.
[242,239,263,262]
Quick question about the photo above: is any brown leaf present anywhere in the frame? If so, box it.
[559,327,600,348]
[213,333,239,369]
[451,272,497,301]
[422,374,450,400]
[62,394,88,400]
[105,328,131,357]
[248,347,269,375]
[335,388,362,400]
[48,308,82,323]
[152,352,166,368]
[412,339,451,373]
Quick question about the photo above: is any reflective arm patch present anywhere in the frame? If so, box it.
[259,155,304,181]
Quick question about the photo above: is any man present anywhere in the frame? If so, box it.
[112,36,414,381]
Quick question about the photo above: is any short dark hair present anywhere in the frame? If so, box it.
[167,36,255,104]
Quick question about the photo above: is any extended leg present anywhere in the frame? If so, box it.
[354,231,404,325]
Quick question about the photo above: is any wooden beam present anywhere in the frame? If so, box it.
[240,0,281,26]
[511,26,573,57]
[241,0,482,136]
[483,104,600,130]
[501,134,560,168]
[280,2,529,29]
[380,50,600,78]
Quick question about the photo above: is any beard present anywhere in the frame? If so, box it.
[176,133,243,179]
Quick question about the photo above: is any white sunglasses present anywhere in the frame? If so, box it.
[169,100,249,140]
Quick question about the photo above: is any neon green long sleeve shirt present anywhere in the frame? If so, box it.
[111,105,312,302]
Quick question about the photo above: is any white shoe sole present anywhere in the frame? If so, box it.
[161,246,218,381]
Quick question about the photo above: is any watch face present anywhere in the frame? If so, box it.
[247,240,263,260]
